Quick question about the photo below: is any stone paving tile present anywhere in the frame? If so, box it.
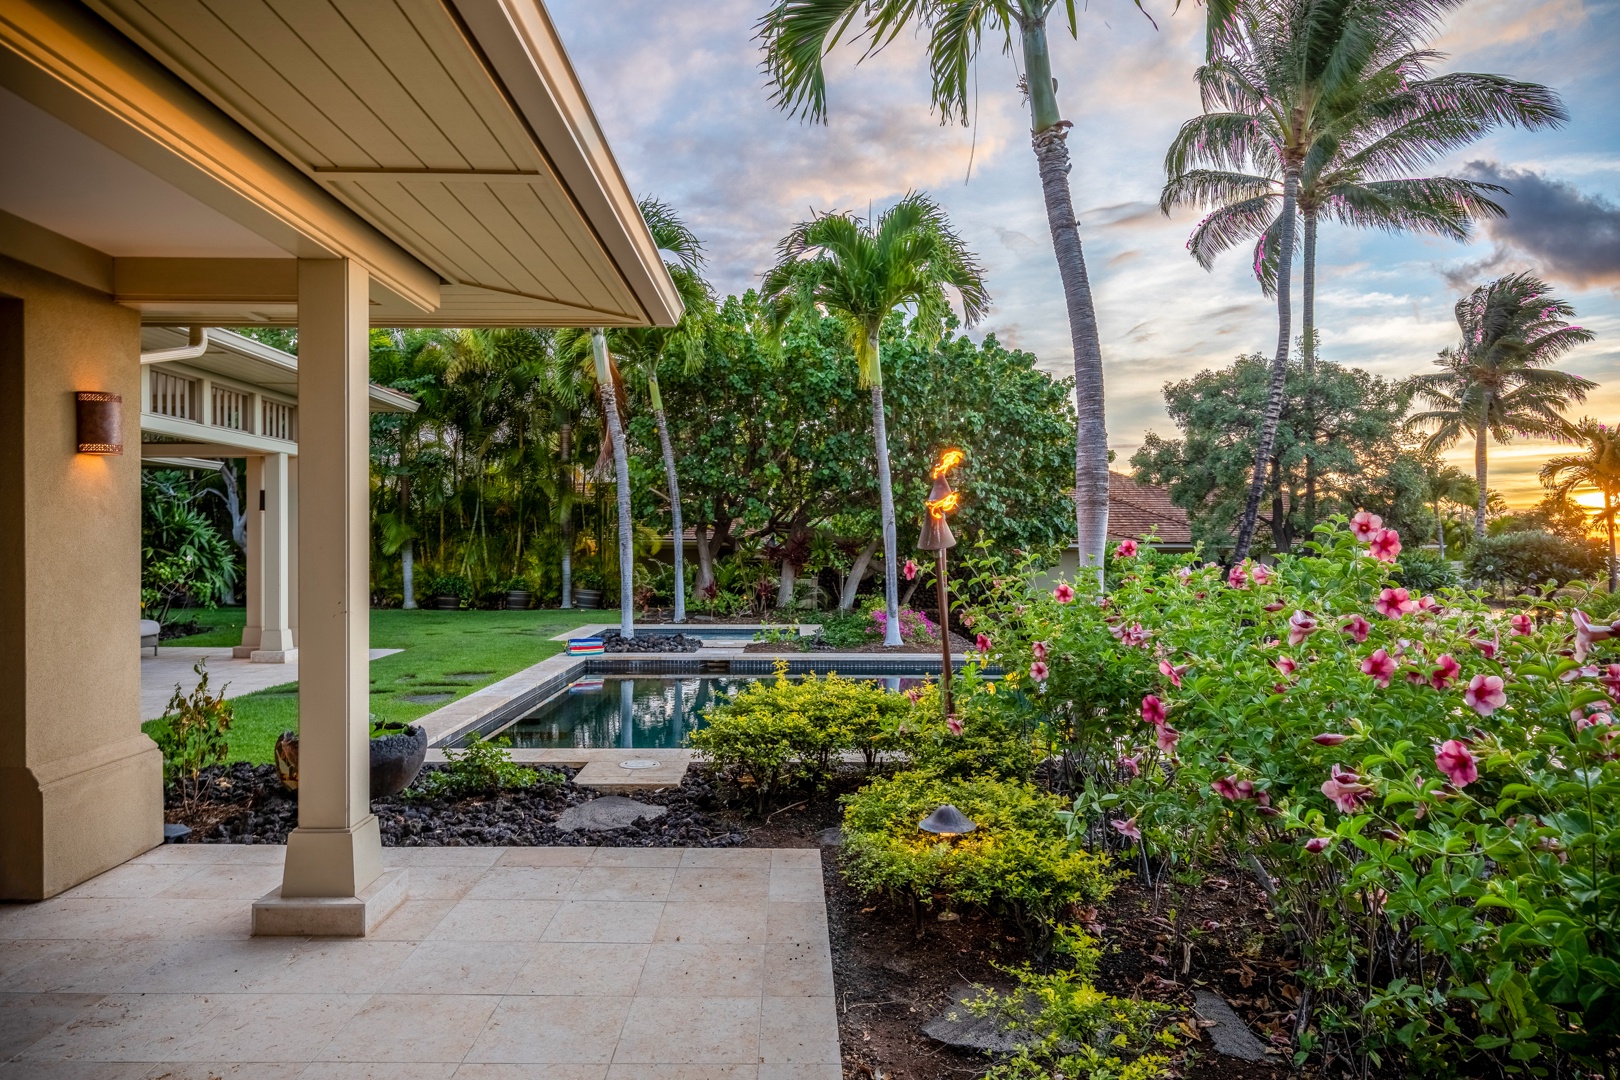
[583,850,682,869]
[0,992,105,1060]
[541,903,663,945]
[506,944,647,997]
[0,1063,152,1079]
[300,1065,458,1079]
[759,998,841,1065]
[652,902,765,946]
[610,997,759,1065]
[170,993,366,1062]
[425,901,561,943]
[666,867,768,904]
[319,994,501,1063]
[462,868,579,902]
[634,943,763,998]
[565,868,674,903]
[455,1064,607,1079]
[148,1063,308,1079]
[492,849,594,869]
[463,996,631,1064]
[382,942,537,996]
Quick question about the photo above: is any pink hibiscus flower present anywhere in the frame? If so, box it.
[1052,583,1075,604]
[1287,610,1319,646]
[1141,694,1167,726]
[903,559,918,581]
[1116,539,1139,558]
[1430,653,1461,690]
[1349,511,1384,542]
[1343,615,1371,643]
[1571,609,1620,661]
[1032,640,1049,661]
[1417,595,1440,613]
[1368,528,1402,563]
[1030,660,1050,683]
[1464,673,1507,716]
[1175,566,1193,585]
[1600,663,1620,697]
[1474,631,1501,661]
[1321,765,1373,814]
[1227,563,1249,589]
[1434,739,1478,787]
[1510,613,1533,636]
[1110,622,1148,648]
[1111,817,1142,843]
[975,633,992,654]
[1375,587,1418,620]
[1360,648,1396,688]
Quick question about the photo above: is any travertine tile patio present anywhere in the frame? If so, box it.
[0,845,840,1079]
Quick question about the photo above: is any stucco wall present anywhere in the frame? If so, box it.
[0,255,162,899]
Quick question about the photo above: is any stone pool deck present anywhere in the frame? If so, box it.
[0,844,840,1079]
[141,647,404,722]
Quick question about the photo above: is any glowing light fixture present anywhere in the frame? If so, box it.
[917,448,965,718]
[919,804,976,836]
[75,392,122,454]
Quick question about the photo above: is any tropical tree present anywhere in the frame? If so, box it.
[606,198,711,624]
[371,328,449,609]
[1408,273,1596,538]
[589,328,636,636]
[760,194,988,646]
[756,0,1238,586]
[1540,418,1620,591]
[1419,461,1476,559]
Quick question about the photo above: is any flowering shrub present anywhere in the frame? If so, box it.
[964,521,1620,1077]
[870,604,939,644]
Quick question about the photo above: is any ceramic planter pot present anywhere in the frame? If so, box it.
[506,589,531,610]
[435,594,461,610]
[572,586,602,609]
[274,725,429,799]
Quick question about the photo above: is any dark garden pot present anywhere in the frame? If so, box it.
[273,725,429,799]
[435,594,461,610]
[506,589,531,610]
[572,586,602,609]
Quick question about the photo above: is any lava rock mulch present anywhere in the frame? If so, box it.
[598,629,703,653]
[164,762,743,848]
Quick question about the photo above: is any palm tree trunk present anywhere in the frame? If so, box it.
[1233,167,1301,561]
[1434,496,1445,560]
[560,421,573,609]
[1022,15,1108,590]
[592,329,635,638]
[1607,492,1616,592]
[400,474,416,610]
[839,537,878,611]
[648,375,686,623]
[868,357,902,647]
[1473,406,1490,540]
[1301,209,1318,534]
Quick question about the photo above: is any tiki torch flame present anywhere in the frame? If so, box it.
[927,490,961,518]
[932,448,965,479]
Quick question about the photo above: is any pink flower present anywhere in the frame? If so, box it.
[1312,732,1349,745]
[1430,653,1461,691]
[1175,566,1193,585]
[1032,640,1049,661]
[1250,562,1273,586]
[1374,587,1418,620]
[1158,660,1188,688]
[975,633,991,654]
[1349,511,1384,542]
[961,613,975,628]
[1287,610,1319,646]
[1141,694,1167,726]
[1227,563,1249,589]
[1155,723,1181,754]
[1111,817,1142,843]
[1111,622,1148,648]
[1600,664,1620,697]
[1052,583,1075,604]
[946,715,964,736]
[1030,660,1050,683]
[1417,595,1440,613]
[1212,776,1260,802]
[1434,739,1478,787]
[1303,836,1333,854]
[1321,764,1373,814]
[1211,776,1241,800]
[1343,615,1371,643]
[1368,528,1402,563]
[1360,648,1396,688]
[1464,673,1506,716]
[1474,631,1501,661]
[1116,539,1139,558]
[1571,608,1617,661]
[903,559,918,581]
[1510,613,1533,636]
[1118,755,1141,777]
[1277,655,1298,677]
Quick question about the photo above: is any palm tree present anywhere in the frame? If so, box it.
[1408,273,1596,538]
[761,193,988,647]
[370,328,449,609]
[1420,461,1475,559]
[1541,419,1620,591]
[757,1,1237,586]
[607,198,712,624]
[588,328,636,637]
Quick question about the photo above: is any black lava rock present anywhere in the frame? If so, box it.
[599,629,704,653]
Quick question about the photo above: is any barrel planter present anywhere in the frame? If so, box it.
[505,589,531,610]
[435,594,461,610]
[572,586,602,609]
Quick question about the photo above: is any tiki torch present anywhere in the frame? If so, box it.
[917,449,964,720]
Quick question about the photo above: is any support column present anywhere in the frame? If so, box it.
[233,455,264,659]
[251,452,294,662]
[254,259,404,936]
[288,454,299,648]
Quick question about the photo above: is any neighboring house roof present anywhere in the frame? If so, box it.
[1106,472,1193,545]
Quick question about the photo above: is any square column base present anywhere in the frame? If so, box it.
[232,645,255,659]
[250,648,298,664]
[252,868,408,936]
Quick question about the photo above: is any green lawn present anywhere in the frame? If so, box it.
[144,608,611,764]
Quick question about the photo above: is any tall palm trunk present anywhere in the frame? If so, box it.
[399,473,416,610]
[647,375,687,622]
[592,329,635,638]
[1473,396,1491,540]
[559,421,573,609]
[1021,14,1109,589]
[867,331,902,647]
[1434,496,1446,560]
[1301,209,1318,534]
[1606,491,1616,592]
[1233,166,1301,561]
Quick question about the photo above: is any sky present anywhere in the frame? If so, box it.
[547,0,1620,507]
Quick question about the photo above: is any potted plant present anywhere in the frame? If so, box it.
[572,567,604,610]
[432,573,471,610]
[504,575,533,611]
[275,717,428,799]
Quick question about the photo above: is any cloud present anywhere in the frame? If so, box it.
[1447,162,1620,289]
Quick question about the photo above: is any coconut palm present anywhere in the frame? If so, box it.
[757,1,1241,586]
[371,328,449,609]
[760,193,988,646]
[606,198,712,624]
[1541,419,1620,591]
[1408,273,1596,539]
[1420,461,1475,560]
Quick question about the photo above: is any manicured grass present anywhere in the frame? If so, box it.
[145,607,612,764]
[156,605,247,647]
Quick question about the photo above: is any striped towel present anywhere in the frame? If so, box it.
[568,678,604,693]
[566,638,605,655]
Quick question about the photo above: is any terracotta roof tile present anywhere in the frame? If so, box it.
[1106,472,1192,544]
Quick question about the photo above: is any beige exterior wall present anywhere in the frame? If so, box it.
[0,255,162,900]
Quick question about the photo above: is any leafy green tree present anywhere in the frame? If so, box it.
[761,194,988,645]
[1540,418,1620,591]
[371,328,449,608]
[1407,272,1596,538]
[1418,460,1476,559]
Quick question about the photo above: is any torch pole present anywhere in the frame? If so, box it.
[936,549,953,720]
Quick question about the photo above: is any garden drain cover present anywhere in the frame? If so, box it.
[619,759,663,770]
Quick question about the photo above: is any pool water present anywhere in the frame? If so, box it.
[495,674,930,750]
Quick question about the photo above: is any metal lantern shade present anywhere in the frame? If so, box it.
[919,804,976,836]
[916,475,957,551]
[75,391,122,454]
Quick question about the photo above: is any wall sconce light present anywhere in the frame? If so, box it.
[75,392,122,455]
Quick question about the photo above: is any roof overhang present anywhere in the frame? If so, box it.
[0,0,680,329]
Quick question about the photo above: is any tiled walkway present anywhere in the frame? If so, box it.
[141,648,404,721]
[0,845,840,1079]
